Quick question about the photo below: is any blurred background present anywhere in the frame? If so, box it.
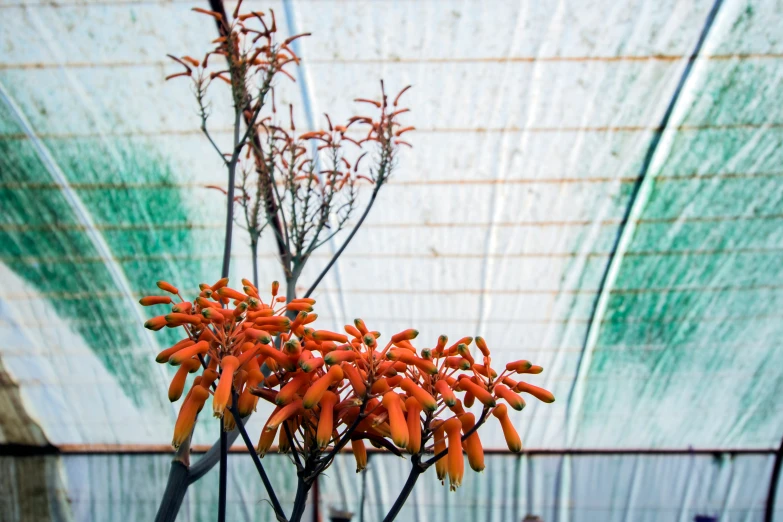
[2,0,783,520]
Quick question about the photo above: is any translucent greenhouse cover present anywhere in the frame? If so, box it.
[1,0,783,520]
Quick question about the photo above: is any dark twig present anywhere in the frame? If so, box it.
[229,401,288,522]
[304,185,381,298]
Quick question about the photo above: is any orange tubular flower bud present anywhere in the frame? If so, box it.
[303,365,343,409]
[276,372,310,405]
[523,365,544,375]
[289,311,308,332]
[282,339,302,359]
[211,277,228,292]
[434,335,448,355]
[156,339,194,364]
[341,362,366,397]
[139,295,172,306]
[382,392,409,449]
[494,384,526,411]
[172,302,192,313]
[216,287,246,301]
[388,349,437,375]
[443,417,464,491]
[386,375,404,388]
[169,341,209,366]
[400,378,438,411]
[201,369,219,389]
[456,344,474,365]
[433,421,447,482]
[286,302,313,313]
[300,357,324,373]
[351,439,367,472]
[459,413,484,472]
[506,359,532,373]
[493,403,522,452]
[213,356,240,418]
[144,316,167,331]
[257,416,279,457]
[475,336,490,357]
[316,391,338,449]
[243,328,272,345]
[457,376,496,407]
[435,380,457,406]
[446,337,473,356]
[354,318,368,335]
[344,325,362,338]
[371,378,391,395]
[237,388,258,417]
[324,350,356,365]
[172,385,210,448]
[258,344,296,371]
[266,400,303,431]
[253,316,290,329]
[394,340,415,351]
[289,298,316,305]
[515,381,555,403]
[271,281,279,297]
[405,396,422,454]
[444,357,472,371]
[247,308,273,320]
[168,358,201,402]
[196,296,221,309]
[463,391,475,408]
[165,313,202,326]
[201,308,225,324]
[313,330,349,343]
[157,281,179,295]
[233,302,248,317]
[391,328,418,344]
[473,364,497,379]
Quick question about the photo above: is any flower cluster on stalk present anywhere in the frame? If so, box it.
[166,3,412,284]
[142,278,555,491]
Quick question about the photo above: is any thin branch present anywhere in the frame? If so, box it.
[303,184,381,298]
[228,402,289,522]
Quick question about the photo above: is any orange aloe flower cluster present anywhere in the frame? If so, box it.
[141,278,554,491]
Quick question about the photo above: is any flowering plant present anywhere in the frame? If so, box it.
[142,278,554,521]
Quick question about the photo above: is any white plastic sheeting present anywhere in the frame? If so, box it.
[0,453,773,522]
[2,0,783,520]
